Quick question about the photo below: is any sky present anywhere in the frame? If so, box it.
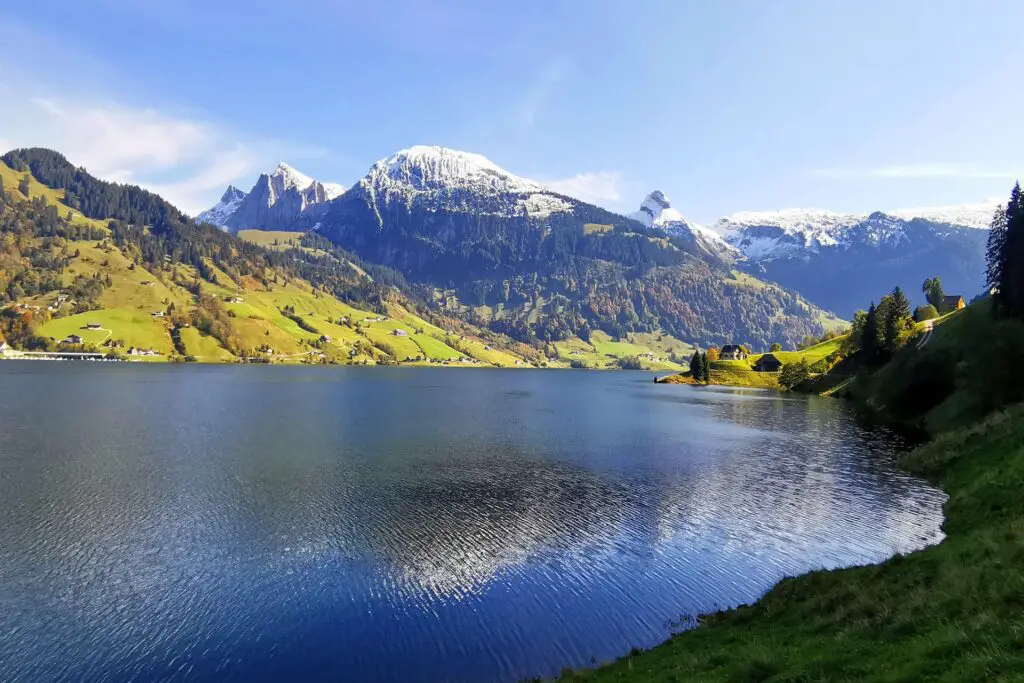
[0,0,1022,222]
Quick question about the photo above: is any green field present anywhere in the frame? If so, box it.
[749,336,844,367]
[562,404,1024,681]
[37,309,173,353]
[178,327,234,360]
[237,230,305,249]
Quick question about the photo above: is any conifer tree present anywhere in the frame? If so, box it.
[862,302,878,362]
[997,183,1024,318]
[986,204,1007,296]
[689,350,701,378]
[883,286,912,353]
[699,351,710,382]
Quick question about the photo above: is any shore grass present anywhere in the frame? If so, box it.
[557,404,1024,682]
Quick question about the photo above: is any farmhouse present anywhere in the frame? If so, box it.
[943,295,966,312]
[85,323,102,330]
[319,335,332,343]
[720,344,748,361]
[753,353,783,372]
[392,329,408,337]
[63,334,84,344]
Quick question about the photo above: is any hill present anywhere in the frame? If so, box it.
[0,149,540,366]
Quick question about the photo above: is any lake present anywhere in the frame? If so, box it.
[0,364,946,682]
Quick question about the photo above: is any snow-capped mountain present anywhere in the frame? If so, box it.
[197,185,247,227]
[716,201,999,317]
[356,146,574,219]
[199,163,345,232]
[311,145,837,349]
[630,190,736,262]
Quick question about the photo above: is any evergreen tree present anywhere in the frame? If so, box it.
[922,277,944,311]
[862,302,879,362]
[997,183,1024,318]
[689,350,701,378]
[699,351,711,382]
[986,204,1007,296]
[883,286,912,353]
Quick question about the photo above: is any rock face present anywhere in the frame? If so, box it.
[197,185,247,228]
[313,146,837,349]
[629,190,737,264]
[717,202,998,317]
[199,163,345,232]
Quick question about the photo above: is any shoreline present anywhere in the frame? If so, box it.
[554,406,1024,681]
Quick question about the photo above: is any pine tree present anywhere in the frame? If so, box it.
[883,287,912,353]
[997,183,1024,318]
[689,350,701,379]
[862,302,878,362]
[699,351,710,382]
[986,204,1007,296]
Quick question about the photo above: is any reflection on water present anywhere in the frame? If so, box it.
[0,365,945,683]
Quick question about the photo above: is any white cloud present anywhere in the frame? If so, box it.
[812,164,1021,180]
[0,81,327,214]
[543,171,624,204]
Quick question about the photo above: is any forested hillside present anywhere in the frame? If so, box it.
[0,149,543,366]
[317,147,842,349]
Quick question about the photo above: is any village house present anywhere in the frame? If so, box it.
[753,353,783,373]
[85,323,103,330]
[392,329,408,337]
[943,295,966,312]
[720,344,748,361]
[319,335,332,343]
[151,311,165,318]
[63,334,84,345]
[224,296,244,304]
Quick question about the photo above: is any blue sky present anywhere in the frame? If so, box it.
[0,0,1021,221]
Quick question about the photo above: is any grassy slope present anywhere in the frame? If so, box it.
[555,330,690,371]
[0,160,108,232]
[659,338,846,390]
[559,405,1024,682]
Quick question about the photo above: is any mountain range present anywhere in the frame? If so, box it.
[201,147,996,322]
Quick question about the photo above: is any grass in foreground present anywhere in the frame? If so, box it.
[557,404,1024,682]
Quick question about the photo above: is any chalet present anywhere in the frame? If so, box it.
[720,344,747,361]
[943,295,966,312]
[319,335,332,343]
[63,334,84,345]
[393,329,408,337]
[85,323,102,330]
[151,311,165,318]
[753,353,783,373]
[224,296,244,304]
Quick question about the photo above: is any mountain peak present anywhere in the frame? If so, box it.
[269,162,315,191]
[220,185,247,203]
[363,145,547,199]
[631,190,691,229]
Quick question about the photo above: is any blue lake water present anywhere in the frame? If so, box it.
[0,364,945,682]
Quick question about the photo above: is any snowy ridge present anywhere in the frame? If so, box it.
[889,199,1001,229]
[197,185,247,228]
[630,190,737,260]
[199,164,345,231]
[360,146,572,218]
[715,201,999,262]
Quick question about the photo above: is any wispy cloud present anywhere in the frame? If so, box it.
[811,164,1021,180]
[543,171,624,205]
[0,85,326,214]
[515,60,569,131]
